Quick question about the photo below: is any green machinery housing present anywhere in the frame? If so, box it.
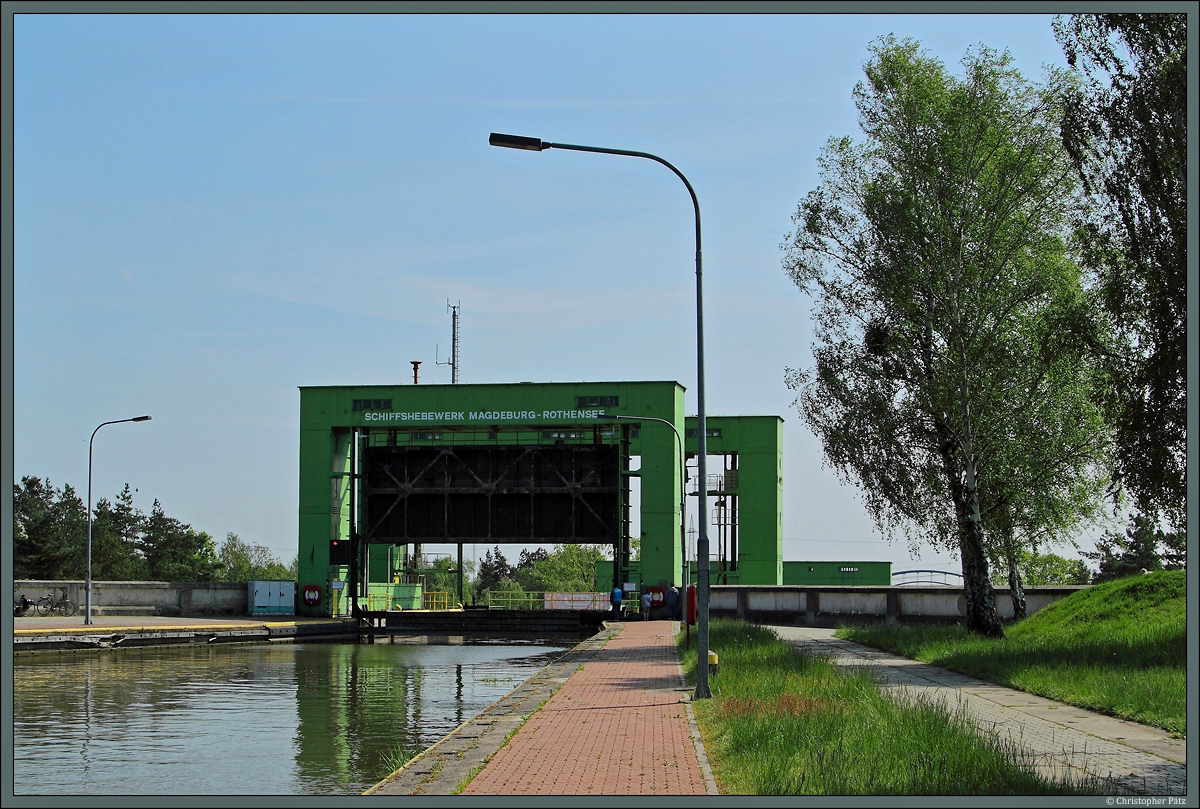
[782,561,892,586]
[296,380,783,617]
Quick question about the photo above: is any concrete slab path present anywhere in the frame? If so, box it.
[769,626,1187,796]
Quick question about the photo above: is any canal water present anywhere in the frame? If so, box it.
[13,639,570,795]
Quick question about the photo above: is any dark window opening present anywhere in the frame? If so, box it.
[352,399,393,412]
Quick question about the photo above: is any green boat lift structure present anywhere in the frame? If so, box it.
[296,380,783,619]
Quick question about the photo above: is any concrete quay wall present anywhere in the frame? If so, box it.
[709,584,1086,626]
[15,580,252,617]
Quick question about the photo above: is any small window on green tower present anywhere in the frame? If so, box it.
[352,399,393,411]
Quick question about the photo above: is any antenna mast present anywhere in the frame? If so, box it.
[436,300,461,383]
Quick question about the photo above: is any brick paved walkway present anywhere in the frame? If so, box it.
[460,621,715,796]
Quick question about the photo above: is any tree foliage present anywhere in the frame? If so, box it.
[137,499,218,582]
[13,477,87,580]
[467,544,609,603]
[1054,13,1187,530]
[991,549,1091,588]
[981,381,1110,620]
[1085,513,1185,583]
[782,38,1107,637]
[213,533,295,582]
[90,485,150,580]
[516,544,609,593]
[422,555,470,605]
[14,476,283,583]
[472,545,517,602]
[515,547,550,580]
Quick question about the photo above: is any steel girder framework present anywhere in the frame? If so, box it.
[362,443,622,544]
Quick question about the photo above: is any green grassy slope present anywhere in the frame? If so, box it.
[838,571,1186,734]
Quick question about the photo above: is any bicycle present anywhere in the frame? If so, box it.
[37,588,77,617]
[14,593,34,617]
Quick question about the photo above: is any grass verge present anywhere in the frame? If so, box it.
[452,765,482,796]
[374,744,426,780]
[679,619,1103,795]
[837,571,1186,735]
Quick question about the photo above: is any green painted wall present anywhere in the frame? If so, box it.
[366,582,422,611]
[782,561,892,586]
[684,416,784,586]
[594,560,642,593]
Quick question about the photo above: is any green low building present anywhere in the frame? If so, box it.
[783,561,892,586]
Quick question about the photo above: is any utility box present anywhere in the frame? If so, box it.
[248,580,296,616]
[278,581,296,614]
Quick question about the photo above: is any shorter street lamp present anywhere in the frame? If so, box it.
[598,414,688,589]
[86,416,151,625]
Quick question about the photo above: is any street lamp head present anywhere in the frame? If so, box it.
[597,414,622,420]
[489,133,548,151]
[132,415,152,422]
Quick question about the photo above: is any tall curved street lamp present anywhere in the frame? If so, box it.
[489,132,713,699]
[598,413,688,589]
[86,415,151,624]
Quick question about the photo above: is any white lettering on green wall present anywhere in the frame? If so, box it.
[360,409,610,423]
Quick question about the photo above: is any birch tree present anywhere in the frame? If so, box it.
[783,38,1104,636]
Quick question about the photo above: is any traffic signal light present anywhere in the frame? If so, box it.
[330,538,350,566]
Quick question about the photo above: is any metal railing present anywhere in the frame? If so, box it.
[414,553,451,569]
[481,591,545,610]
[477,591,611,610]
[364,591,459,611]
[366,593,397,611]
[423,591,453,611]
[891,569,964,587]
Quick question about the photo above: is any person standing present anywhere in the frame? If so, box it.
[610,585,623,620]
[666,585,679,622]
[641,590,652,620]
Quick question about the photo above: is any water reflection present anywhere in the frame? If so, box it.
[14,640,566,795]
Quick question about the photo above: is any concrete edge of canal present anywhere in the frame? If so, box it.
[12,618,361,653]
[364,623,622,796]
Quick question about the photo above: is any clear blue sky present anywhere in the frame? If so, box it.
[12,11,1101,573]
